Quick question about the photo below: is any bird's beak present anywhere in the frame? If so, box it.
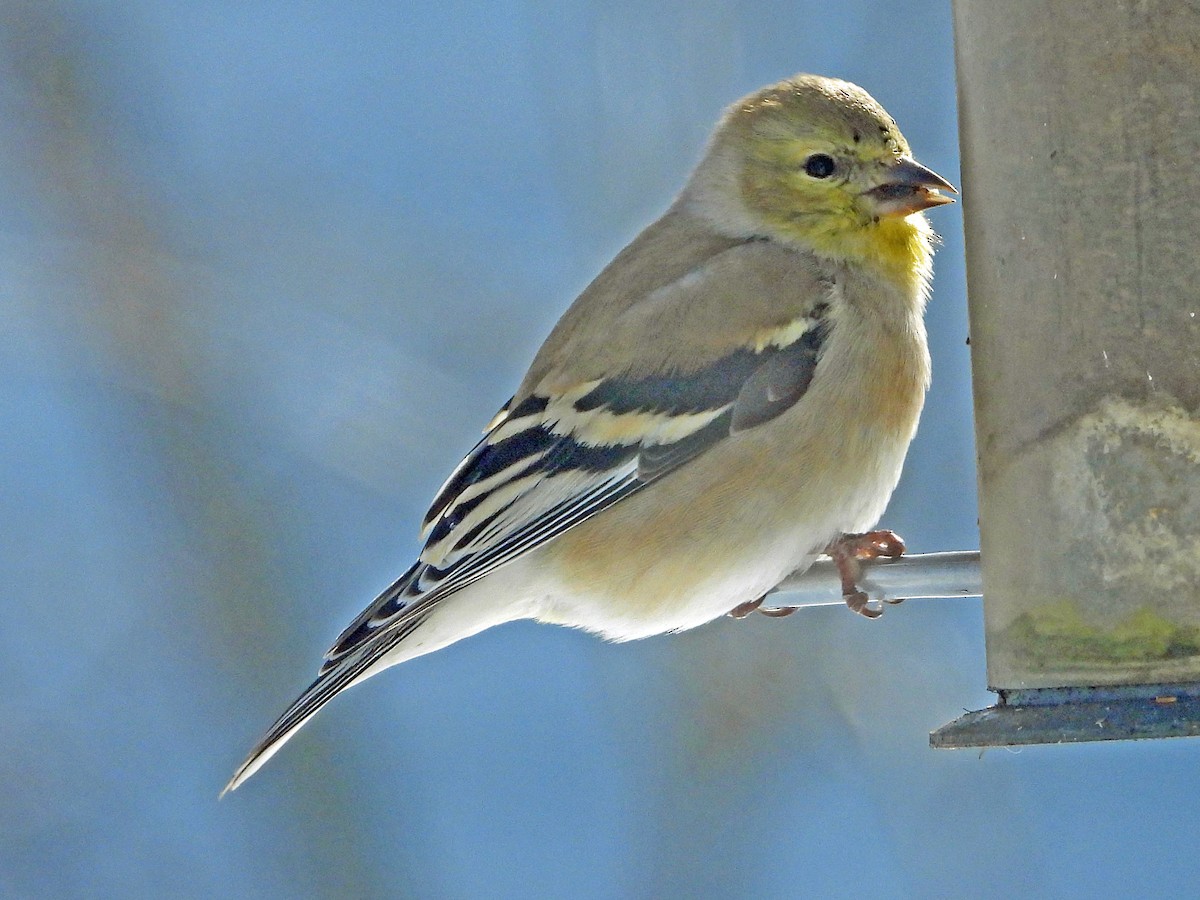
[863,156,957,217]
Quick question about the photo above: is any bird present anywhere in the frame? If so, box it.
[223,73,955,794]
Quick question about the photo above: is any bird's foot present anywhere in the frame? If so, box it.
[727,595,799,618]
[730,529,906,620]
[836,529,907,562]
[728,597,762,618]
[824,530,907,618]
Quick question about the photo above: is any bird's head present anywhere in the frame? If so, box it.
[688,75,955,274]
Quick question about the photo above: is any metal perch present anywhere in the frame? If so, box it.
[767,550,982,609]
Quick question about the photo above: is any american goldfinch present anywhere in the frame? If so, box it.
[224,73,954,793]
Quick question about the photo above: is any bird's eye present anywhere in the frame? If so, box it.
[802,154,837,179]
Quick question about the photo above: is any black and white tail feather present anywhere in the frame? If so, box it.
[222,247,830,795]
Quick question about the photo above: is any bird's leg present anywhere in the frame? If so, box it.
[824,530,907,618]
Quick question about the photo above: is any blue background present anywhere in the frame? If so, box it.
[3,2,1197,897]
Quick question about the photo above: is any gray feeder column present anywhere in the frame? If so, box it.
[935,0,1200,746]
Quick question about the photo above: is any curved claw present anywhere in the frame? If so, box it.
[757,604,799,617]
[844,590,883,618]
[728,596,800,618]
[728,597,764,618]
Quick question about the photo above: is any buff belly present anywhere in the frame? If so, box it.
[534,378,919,641]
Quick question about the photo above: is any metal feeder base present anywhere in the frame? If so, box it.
[931,682,1200,748]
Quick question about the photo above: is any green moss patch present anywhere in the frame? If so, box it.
[1000,600,1200,666]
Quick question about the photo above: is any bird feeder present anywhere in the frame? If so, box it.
[933,0,1200,745]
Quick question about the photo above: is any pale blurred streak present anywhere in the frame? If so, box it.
[0,3,412,896]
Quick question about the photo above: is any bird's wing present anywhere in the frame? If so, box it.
[224,229,832,794]
[323,233,833,666]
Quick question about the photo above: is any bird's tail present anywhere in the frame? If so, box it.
[222,569,429,796]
